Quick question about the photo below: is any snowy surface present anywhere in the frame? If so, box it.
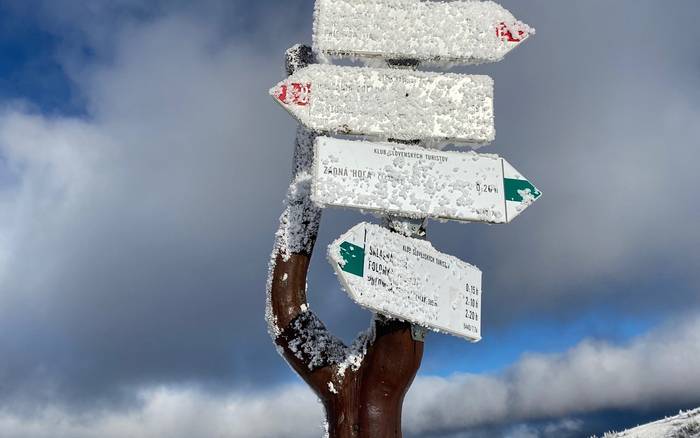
[312,137,541,224]
[283,309,377,377]
[328,222,482,341]
[270,64,494,145]
[313,0,533,65]
[594,408,700,438]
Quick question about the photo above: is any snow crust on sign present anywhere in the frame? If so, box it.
[593,408,700,438]
[328,222,482,341]
[312,137,541,224]
[313,0,534,65]
[265,126,322,339]
[269,64,494,146]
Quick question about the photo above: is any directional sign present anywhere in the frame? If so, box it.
[269,64,494,145]
[313,0,533,64]
[312,137,541,224]
[329,222,482,341]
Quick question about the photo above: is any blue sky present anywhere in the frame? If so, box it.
[0,1,699,437]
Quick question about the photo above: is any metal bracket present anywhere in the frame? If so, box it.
[386,58,420,69]
[384,215,427,239]
[411,324,428,342]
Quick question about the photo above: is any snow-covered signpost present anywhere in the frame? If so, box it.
[329,222,483,341]
[314,0,532,64]
[265,2,537,437]
[313,137,541,224]
[269,65,494,144]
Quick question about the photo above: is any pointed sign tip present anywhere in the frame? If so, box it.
[268,79,312,108]
[497,20,534,44]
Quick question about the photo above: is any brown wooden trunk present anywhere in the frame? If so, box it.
[271,251,424,437]
[267,45,425,438]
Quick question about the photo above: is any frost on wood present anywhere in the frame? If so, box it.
[269,64,494,145]
[280,309,376,374]
[285,311,347,370]
[328,222,482,341]
[336,319,375,378]
[313,0,533,65]
[265,126,321,339]
[312,137,541,224]
[274,128,321,259]
[285,44,315,77]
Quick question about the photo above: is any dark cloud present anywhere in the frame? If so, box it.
[1,313,700,437]
[0,11,300,409]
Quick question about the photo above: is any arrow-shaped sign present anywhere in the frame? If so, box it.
[329,222,482,341]
[313,137,541,224]
[313,0,533,65]
[270,64,494,145]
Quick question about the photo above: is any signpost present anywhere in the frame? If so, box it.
[329,222,482,341]
[314,0,533,64]
[269,64,494,145]
[313,137,541,224]
[266,0,540,434]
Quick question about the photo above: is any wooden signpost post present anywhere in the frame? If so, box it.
[265,1,538,436]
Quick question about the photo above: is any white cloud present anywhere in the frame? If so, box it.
[0,10,300,399]
[404,313,700,436]
[0,385,323,438]
[1,313,699,437]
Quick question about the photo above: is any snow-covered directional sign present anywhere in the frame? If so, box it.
[329,222,482,341]
[313,137,541,224]
[313,0,533,65]
[269,64,494,145]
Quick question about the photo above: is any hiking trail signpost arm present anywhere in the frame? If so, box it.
[266,44,424,438]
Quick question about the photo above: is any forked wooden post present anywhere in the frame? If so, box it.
[266,45,424,438]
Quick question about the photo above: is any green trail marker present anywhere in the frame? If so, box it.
[329,222,483,342]
[339,241,365,277]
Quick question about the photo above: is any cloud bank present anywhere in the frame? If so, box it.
[0,12,300,406]
[1,312,699,437]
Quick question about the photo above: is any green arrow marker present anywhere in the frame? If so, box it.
[339,241,365,277]
[504,178,541,203]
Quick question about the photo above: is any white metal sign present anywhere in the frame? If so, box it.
[269,64,494,145]
[313,0,533,64]
[329,222,482,341]
[313,137,541,224]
